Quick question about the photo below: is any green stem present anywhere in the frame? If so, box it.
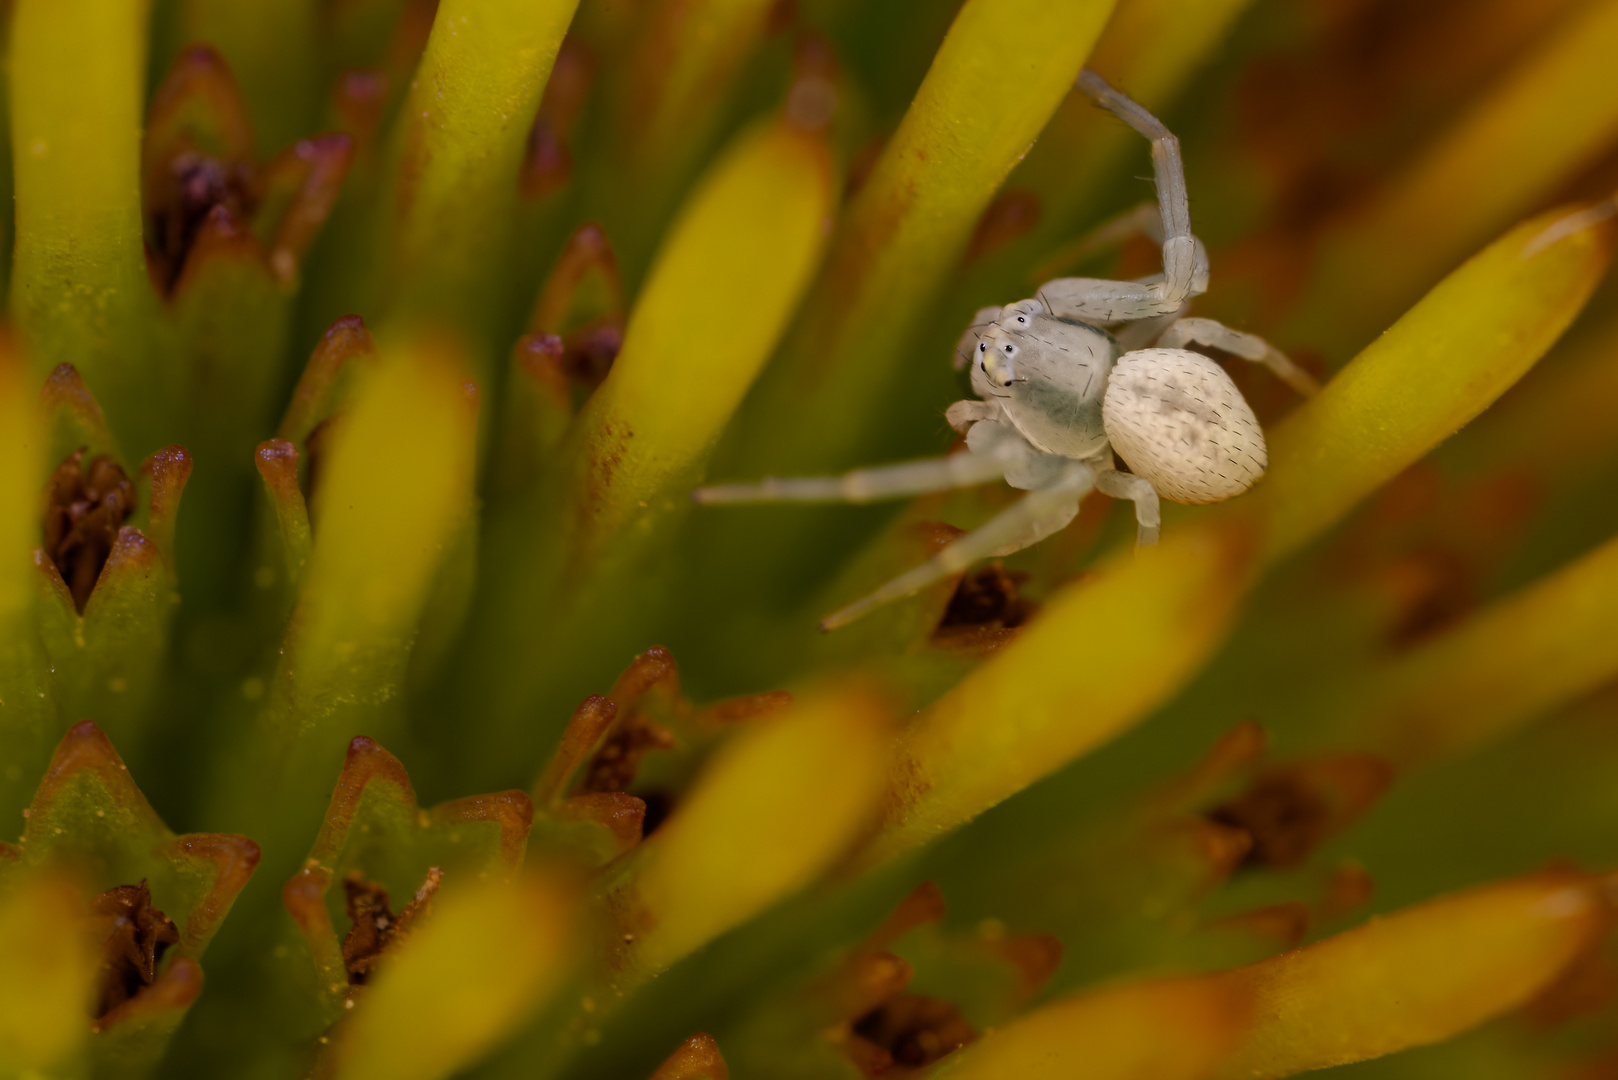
[725,0,1119,476]
[374,0,583,371]
[9,0,159,452]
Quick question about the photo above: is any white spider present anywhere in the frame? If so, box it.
[696,70,1319,630]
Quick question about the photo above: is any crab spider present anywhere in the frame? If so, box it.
[695,70,1317,631]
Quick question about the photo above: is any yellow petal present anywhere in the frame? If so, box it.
[1210,869,1606,1077]
[330,873,576,1080]
[0,873,97,1072]
[610,683,890,981]
[1255,201,1616,564]
[930,976,1243,1080]
[563,122,833,566]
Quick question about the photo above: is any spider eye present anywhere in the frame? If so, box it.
[1016,315,1027,324]
[1003,344,1013,353]
[979,342,986,352]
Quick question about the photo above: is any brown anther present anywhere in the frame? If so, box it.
[578,716,676,796]
[937,564,1033,629]
[341,866,442,984]
[1378,548,1476,648]
[1207,756,1394,869]
[44,448,136,612]
[520,41,596,199]
[933,563,1036,653]
[1207,773,1330,869]
[561,319,624,389]
[149,152,258,291]
[850,995,976,1071]
[90,880,180,1018]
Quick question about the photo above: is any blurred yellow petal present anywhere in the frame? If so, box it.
[1337,529,1618,764]
[329,874,576,1080]
[929,976,1244,1080]
[0,339,55,829]
[1294,0,1618,351]
[608,683,890,981]
[295,337,477,712]
[866,521,1258,864]
[563,123,833,566]
[0,873,97,1073]
[1256,201,1615,564]
[1210,868,1607,1078]
[0,337,45,806]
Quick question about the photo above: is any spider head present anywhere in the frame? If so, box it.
[999,299,1043,329]
[978,326,1020,388]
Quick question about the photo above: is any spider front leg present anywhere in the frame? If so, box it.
[1046,202,1210,300]
[1157,316,1321,396]
[1033,71,1204,324]
[693,449,1009,505]
[1096,467,1161,546]
[819,461,1096,630]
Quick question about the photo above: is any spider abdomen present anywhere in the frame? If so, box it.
[1101,348,1266,504]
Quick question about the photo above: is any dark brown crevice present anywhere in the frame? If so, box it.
[933,562,1037,652]
[148,152,258,293]
[937,564,1034,629]
[92,880,180,1018]
[578,715,676,797]
[850,995,977,1071]
[1207,756,1394,870]
[637,789,676,838]
[44,448,136,612]
[1208,774,1331,869]
[559,319,624,391]
[341,866,442,985]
